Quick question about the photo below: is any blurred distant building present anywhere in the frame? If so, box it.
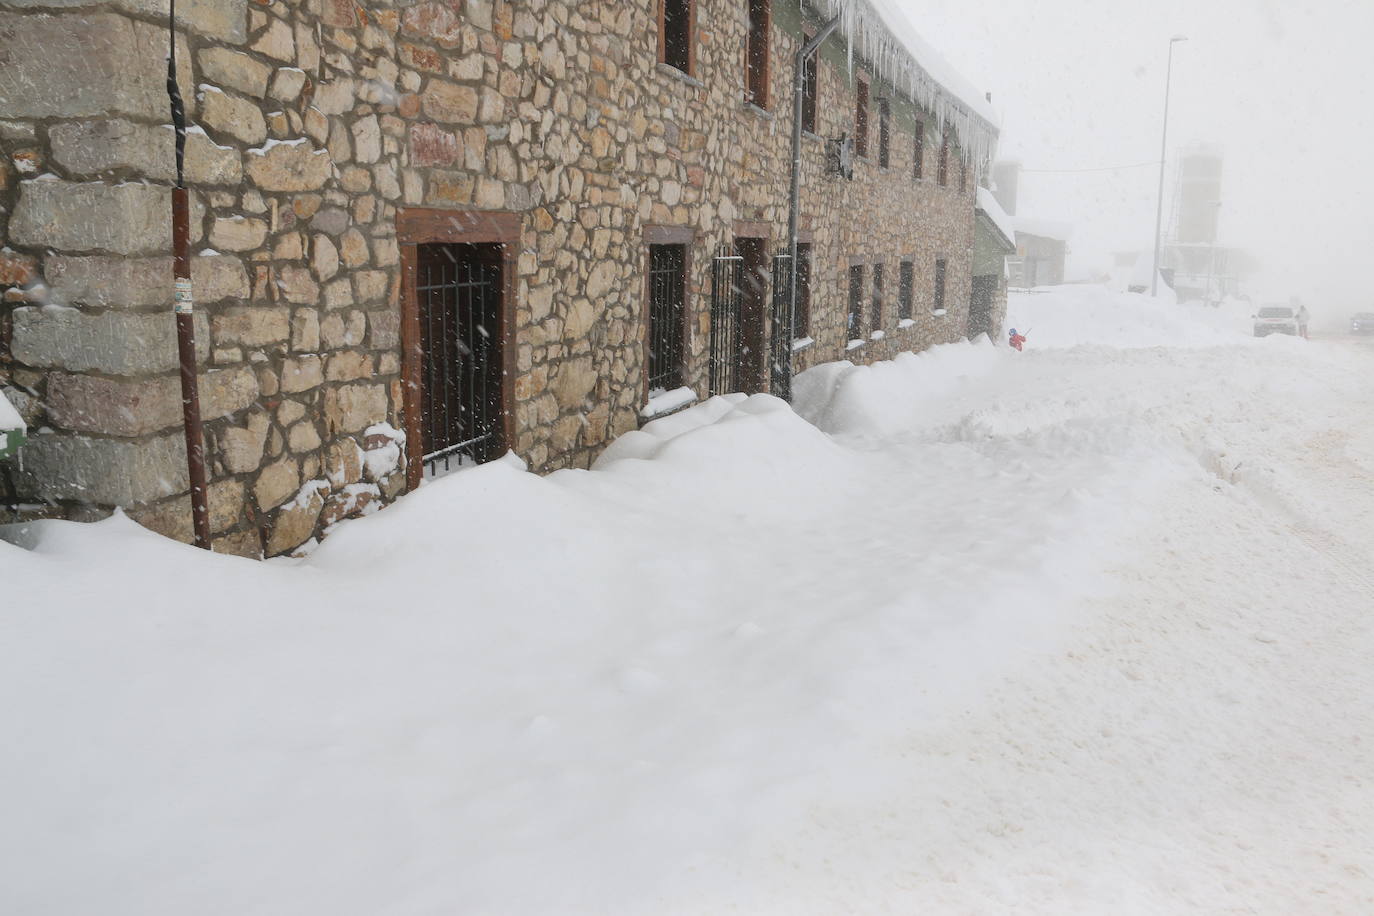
[990,160,1071,288]
[1159,145,1256,301]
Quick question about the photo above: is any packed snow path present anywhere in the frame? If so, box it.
[3,291,1372,914]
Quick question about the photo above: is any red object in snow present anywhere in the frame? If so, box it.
[1009,331,1027,351]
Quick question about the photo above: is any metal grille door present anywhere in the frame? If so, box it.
[709,245,743,396]
[416,243,503,475]
[647,244,686,394]
[769,253,793,398]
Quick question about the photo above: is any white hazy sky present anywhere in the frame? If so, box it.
[892,0,1374,311]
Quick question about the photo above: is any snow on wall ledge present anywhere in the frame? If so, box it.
[815,0,999,168]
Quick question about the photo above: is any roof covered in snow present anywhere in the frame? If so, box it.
[976,187,1016,249]
[811,0,999,167]
[1014,216,1073,242]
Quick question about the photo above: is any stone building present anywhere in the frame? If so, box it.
[0,0,1000,556]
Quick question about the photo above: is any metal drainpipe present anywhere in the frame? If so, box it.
[784,17,840,400]
[167,0,211,549]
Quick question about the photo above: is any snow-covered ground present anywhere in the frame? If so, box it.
[3,286,1372,914]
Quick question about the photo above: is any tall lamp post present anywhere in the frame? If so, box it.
[1150,34,1188,298]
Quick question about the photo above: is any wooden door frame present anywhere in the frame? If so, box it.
[397,208,520,492]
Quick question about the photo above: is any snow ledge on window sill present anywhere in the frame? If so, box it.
[845,338,866,351]
[655,62,702,88]
[931,309,948,317]
[898,318,916,329]
[869,330,886,340]
[791,336,815,352]
[741,100,775,120]
[640,386,698,419]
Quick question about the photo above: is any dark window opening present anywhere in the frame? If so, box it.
[934,258,947,313]
[661,0,693,74]
[938,131,949,186]
[647,244,686,394]
[878,97,890,168]
[855,77,869,159]
[847,263,865,340]
[871,262,884,330]
[794,242,812,338]
[416,242,505,474]
[746,0,770,108]
[913,121,924,180]
[898,260,914,319]
[801,36,818,133]
[735,236,769,393]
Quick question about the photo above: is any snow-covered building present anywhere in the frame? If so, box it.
[0,0,999,555]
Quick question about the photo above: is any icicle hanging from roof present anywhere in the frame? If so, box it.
[811,0,999,171]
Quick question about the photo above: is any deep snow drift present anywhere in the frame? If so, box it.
[3,286,1372,914]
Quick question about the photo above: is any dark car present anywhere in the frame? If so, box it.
[1350,312,1374,335]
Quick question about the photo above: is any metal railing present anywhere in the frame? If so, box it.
[417,243,502,476]
[709,245,743,396]
[647,244,686,394]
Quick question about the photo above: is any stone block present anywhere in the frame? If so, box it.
[10,180,171,255]
[0,14,192,120]
[245,140,332,192]
[288,420,322,452]
[45,365,259,436]
[323,438,364,486]
[11,307,208,374]
[212,306,290,348]
[255,457,300,510]
[423,81,479,123]
[0,249,38,287]
[266,482,325,555]
[219,409,269,473]
[199,47,272,97]
[49,120,241,186]
[401,0,464,47]
[280,355,324,393]
[199,87,267,146]
[12,431,188,505]
[130,476,246,544]
[367,309,400,349]
[209,216,269,252]
[291,309,320,351]
[553,355,597,409]
[268,67,308,103]
[45,254,243,308]
[323,383,388,435]
[212,528,262,559]
[277,266,321,305]
[410,122,463,168]
[352,115,382,164]
[326,350,373,382]
[353,271,389,305]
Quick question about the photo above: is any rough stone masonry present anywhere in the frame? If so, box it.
[0,0,1002,557]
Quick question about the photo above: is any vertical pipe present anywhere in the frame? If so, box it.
[1151,37,1186,298]
[167,3,210,549]
[786,19,840,400]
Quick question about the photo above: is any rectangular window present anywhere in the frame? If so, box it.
[878,98,890,168]
[934,258,947,313]
[854,76,869,159]
[647,244,686,394]
[913,121,924,179]
[847,263,865,340]
[801,35,818,133]
[794,242,812,338]
[871,262,884,329]
[746,0,770,108]
[661,0,693,74]
[938,131,949,186]
[898,259,914,319]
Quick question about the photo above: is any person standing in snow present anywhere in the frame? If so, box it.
[1295,304,1310,339]
[1008,328,1027,351]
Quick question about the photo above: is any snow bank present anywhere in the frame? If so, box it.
[1007,284,1252,349]
[3,293,1372,913]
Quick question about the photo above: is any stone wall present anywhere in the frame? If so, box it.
[0,0,995,556]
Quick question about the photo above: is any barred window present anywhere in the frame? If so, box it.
[898,259,914,319]
[847,263,865,339]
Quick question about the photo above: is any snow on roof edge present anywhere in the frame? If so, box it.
[811,0,999,169]
[1013,216,1073,242]
[976,187,1016,248]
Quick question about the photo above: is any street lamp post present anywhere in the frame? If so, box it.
[1150,35,1188,298]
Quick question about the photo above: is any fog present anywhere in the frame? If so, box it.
[895,0,1374,324]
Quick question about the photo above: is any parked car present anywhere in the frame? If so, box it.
[1350,312,1374,335]
[1253,305,1298,337]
